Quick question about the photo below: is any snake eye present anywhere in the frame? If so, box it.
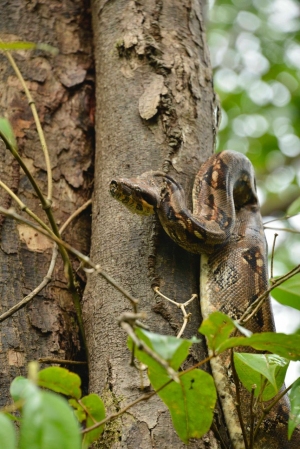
[109,180,118,195]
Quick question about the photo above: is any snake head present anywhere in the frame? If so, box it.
[109,173,162,215]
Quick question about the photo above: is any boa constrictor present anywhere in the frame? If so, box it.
[109,150,295,449]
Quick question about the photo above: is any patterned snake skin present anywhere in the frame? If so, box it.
[110,150,299,448]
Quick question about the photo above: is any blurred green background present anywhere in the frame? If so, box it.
[207,0,300,383]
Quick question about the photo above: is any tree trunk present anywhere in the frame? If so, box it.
[0,0,93,403]
[84,1,226,447]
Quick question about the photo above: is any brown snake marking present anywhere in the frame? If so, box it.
[110,150,298,449]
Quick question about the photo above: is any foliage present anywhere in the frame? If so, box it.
[2,312,300,447]
[0,366,105,449]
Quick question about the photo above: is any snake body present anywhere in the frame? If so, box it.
[110,150,293,448]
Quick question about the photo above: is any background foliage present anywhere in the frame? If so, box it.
[208,0,300,382]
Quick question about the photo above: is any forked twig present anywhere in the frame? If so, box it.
[154,287,197,338]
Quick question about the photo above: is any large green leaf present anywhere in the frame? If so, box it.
[272,275,300,311]
[130,329,216,443]
[198,311,237,352]
[81,394,106,449]
[19,389,81,449]
[151,366,216,443]
[38,367,82,399]
[0,413,17,449]
[288,377,300,439]
[220,332,300,361]
[234,353,289,401]
[199,312,300,360]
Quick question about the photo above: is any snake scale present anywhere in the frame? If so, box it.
[109,150,298,449]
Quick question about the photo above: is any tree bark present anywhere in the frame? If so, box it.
[0,0,93,404]
[84,1,225,447]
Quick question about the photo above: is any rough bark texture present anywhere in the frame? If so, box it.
[84,1,225,447]
[0,0,94,403]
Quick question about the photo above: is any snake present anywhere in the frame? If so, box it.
[109,150,296,448]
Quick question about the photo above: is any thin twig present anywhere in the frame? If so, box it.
[0,200,92,323]
[264,226,300,235]
[270,233,278,280]
[3,47,53,201]
[231,349,249,449]
[120,320,180,383]
[238,262,300,326]
[81,389,159,434]
[82,352,214,435]
[60,199,92,234]
[253,383,293,441]
[38,358,87,365]
[0,179,56,236]
[0,121,85,346]
[0,245,58,323]
[263,213,299,226]
[249,386,256,449]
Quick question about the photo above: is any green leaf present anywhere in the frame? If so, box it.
[220,332,300,361]
[150,364,216,443]
[19,389,81,449]
[38,367,82,399]
[69,399,86,423]
[10,376,38,402]
[81,394,106,449]
[0,413,17,449]
[199,311,237,352]
[287,198,300,216]
[0,118,18,151]
[288,377,300,439]
[130,330,216,443]
[199,312,300,360]
[130,328,194,370]
[272,275,300,311]
[0,41,59,55]
[234,353,289,401]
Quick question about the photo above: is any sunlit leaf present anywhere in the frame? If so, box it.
[0,413,17,449]
[289,377,300,439]
[81,394,106,449]
[38,367,82,399]
[198,311,236,352]
[272,275,300,311]
[234,353,289,401]
[129,328,194,370]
